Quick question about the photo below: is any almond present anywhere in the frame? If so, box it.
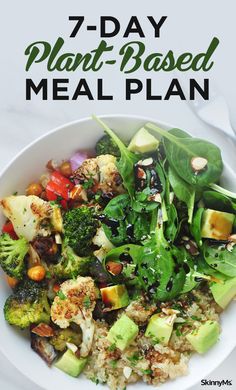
[31,323,54,337]
[106,261,123,275]
[191,157,208,172]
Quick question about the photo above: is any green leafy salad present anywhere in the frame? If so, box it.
[0,117,236,388]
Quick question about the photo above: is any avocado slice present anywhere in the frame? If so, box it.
[100,285,129,310]
[210,277,236,309]
[128,127,159,153]
[186,320,220,354]
[145,314,174,345]
[201,209,234,240]
[107,314,139,351]
[55,349,87,377]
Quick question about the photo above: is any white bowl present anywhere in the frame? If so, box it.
[0,115,235,390]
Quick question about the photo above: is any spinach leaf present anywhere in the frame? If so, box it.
[136,211,187,301]
[203,242,236,276]
[146,123,223,187]
[209,183,236,200]
[94,116,139,198]
[203,191,236,214]
[104,210,187,301]
[102,194,150,246]
[190,207,204,247]
[165,203,178,242]
[197,254,228,280]
[168,166,195,223]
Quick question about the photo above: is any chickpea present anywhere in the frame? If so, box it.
[26,183,43,196]
[6,275,19,288]
[28,265,46,282]
[59,161,72,178]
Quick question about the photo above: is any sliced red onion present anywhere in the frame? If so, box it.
[70,151,88,171]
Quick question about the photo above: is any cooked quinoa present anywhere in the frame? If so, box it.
[84,288,221,389]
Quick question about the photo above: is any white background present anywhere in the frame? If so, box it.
[0,0,235,389]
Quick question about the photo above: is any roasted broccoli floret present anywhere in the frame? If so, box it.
[4,279,51,328]
[50,244,93,280]
[63,207,99,257]
[50,328,82,351]
[0,233,29,279]
[95,134,120,157]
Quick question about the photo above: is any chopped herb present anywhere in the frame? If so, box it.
[57,290,66,300]
[175,327,183,337]
[191,315,201,321]
[108,343,116,352]
[13,191,18,196]
[109,359,118,368]
[91,377,100,385]
[83,296,91,309]
[82,177,94,190]
[45,271,52,279]
[142,369,153,375]
[127,353,142,366]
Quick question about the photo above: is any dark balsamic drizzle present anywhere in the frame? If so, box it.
[166,278,173,292]
[194,277,205,282]
[119,252,133,263]
[126,223,134,240]
[183,263,190,274]
[97,214,120,237]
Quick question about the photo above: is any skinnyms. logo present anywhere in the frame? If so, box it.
[201,379,232,387]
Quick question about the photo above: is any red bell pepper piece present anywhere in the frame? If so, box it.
[2,221,18,240]
[46,171,74,203]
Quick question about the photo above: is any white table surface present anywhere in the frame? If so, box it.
[0,0,236,389]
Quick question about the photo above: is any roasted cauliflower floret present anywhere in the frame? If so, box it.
[51,276,98,357]
[74,155,124,195]
[92,226,114,261]
[0,195,52,241]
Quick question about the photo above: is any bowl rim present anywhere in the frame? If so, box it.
[0,113,235,390]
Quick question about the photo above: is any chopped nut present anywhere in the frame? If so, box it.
[226,242,235,252]
[191,157,208,172]
[106,261,123,276]
[137,167,147,179]
[69,184,88,201]
[31,323,54,337]
[162,308,180,316]
[229,234,236,243]
[66,342,78,353]
[123,366,132,379]
[140,157,153,166]
[148,193,161,203]
[46,159,58,171]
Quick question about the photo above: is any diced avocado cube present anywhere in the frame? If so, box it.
[210,277,236,309]
[100,285,129,310]
[107,314,138,351]
[55,349,87,377]
[186,320,220,354]
[145,314,174,345]
[201,209,234,240]
[128,127,159,153]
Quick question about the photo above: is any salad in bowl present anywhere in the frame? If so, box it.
[0,116,236,390]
